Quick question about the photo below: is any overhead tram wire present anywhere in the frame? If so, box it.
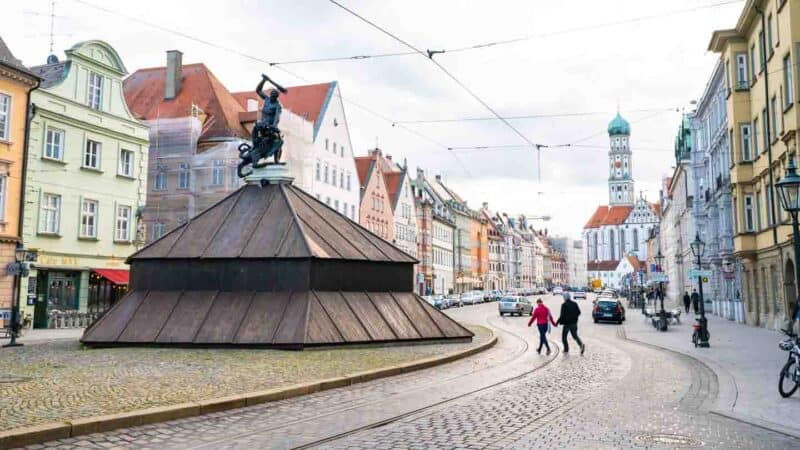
[327,0,550,181]
[70,0,474,177]
[393,107,677,125]
[272,0,744,66]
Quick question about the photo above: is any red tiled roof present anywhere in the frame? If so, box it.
[650,202,661,217]
[124,63,249,140]
[384,171,403,210]
[232,82,332,128]
[626,255,643,271]
[587,260,620,271]
[583,205,634,229]
[354,156,374,188]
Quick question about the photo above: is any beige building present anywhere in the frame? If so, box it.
[709,0,800,329]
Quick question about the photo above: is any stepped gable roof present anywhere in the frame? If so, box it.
[354,155,374,189]
[232,82,334,139]
[587,260,620,271]
[130,182,416,263]
[123,63,249,140]
[583,205,633,229]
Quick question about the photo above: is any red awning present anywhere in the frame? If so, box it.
[92,268,130,285]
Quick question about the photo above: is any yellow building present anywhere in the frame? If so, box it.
[709,0,800,329]
[0,37,39,327]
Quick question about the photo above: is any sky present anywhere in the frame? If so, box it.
[3,0,745,239]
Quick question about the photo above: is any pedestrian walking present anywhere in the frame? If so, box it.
[557,293,585,355]
[528,298,557,355]
[691,289,700,314]
[683,291,691,313]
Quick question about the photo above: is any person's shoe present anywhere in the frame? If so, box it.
[546,349,551,355]
[580,343,586,355]
[563,350,569,354]
[537,348,541,354]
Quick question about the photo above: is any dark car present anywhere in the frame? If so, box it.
[593,299,626,324]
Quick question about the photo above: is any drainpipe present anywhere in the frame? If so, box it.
[756,5,779,245]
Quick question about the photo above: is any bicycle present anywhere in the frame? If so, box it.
[779,328,800,398]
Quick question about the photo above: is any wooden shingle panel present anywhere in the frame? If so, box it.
[234,291,291,344]
[305,293,344,344]
[272,291,309,344]
[118,291,182,342]
[167,191,241,258]
[193,291,255,344]
[313,291,370,342]
[204,185,276,258]
[390,292,443,339]
[81,290,147,343]
[365,292,420,340]
[339,292,396,341]
[156,291,219,343]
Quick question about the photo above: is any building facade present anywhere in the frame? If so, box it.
[355,148,393,241]
[412,168,455,295]
[691,59,745,322]
[709,0,800,329]
[23,41,149,327]
[0,37,40,327]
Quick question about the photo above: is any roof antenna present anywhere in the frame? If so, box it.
[49,0,56,55]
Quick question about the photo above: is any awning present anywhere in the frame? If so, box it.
[92,268,130,285]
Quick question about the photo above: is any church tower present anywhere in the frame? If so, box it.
[607,112,634,205]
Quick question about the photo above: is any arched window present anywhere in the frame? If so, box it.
[620,229,626,255]
[609,229,615,260]
[593,232,599,260]
[633,228,639,251]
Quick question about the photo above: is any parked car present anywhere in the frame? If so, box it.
[461,291,483,305]
[423,295,446,309]
[533,286,547,295]
[484,290,503,302]
[445,294,462,308]
[498,296,533,316]
[573,290,587,300]
[552,286,564,295]
[593,298,626,324]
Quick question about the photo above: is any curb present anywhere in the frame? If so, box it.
[0,333,497,449]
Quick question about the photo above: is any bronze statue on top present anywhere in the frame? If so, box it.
[238,74,288,177]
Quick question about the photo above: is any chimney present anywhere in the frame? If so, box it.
[435,174,442,182]
[165,50,183,100]
[482,202,488,210]
[386,154,392,161]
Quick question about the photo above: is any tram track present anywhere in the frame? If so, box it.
[186,305,560,450]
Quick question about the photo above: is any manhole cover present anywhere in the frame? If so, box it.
[635,433,703,447]
[0,375,31,384]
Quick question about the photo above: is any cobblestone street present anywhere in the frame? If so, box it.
[16,295,800,449]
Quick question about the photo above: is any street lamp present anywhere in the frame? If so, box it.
[654,249,667,331]
[690,233,710,347]
[776,157,800,325]
[3,244,36,348]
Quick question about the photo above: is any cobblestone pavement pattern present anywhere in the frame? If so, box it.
[0,326,490,431]
[17,296,800,449]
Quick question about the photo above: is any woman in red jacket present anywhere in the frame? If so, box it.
[528,298,558,355]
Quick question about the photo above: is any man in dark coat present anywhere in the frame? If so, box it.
[683,291,691,313]
[691,289,700,314]
[557,293,585,355]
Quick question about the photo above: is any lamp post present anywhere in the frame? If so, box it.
[3,244,36,348]
[775,157,800,324]
[654,249,667,331]
[690,233,710,347]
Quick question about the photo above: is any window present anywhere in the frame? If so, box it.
[736,53,748,88]
[151,223,166,241]
[80,199,98,238]
[0,175,6,221]
[351,204,355,219]
[41,193,61,234]
[740,124,752,161]
[84,139,101,169]
[315,160,321,181]
[0,93,9,140]
[750,44,757,81]
[118,149,134,177]
[340,172,344,189]
[755,190,762,229]
[324,163,329,184]
[347,172,352,191]
[87,72,103,110]
[761,108,768,149]
[115,205,132,241]
[334,199,339,210]
[744,195,755,232]
[753,118,760,154]
[325,138,329,151]
[766,187,775,226]
[771,96,779,138]
[45,127,64,160]
[784,54,794,106]
[768,15,774,52]
[333,143,337,154]
[178,163,190,189]
[154,171,167,190]
[325,196,330,205]
[211,160,224,186]
[340,145,344,157]
[725,59,731,91]
[229,166,239,186]
[332,167,337,187]
[759,30,766,69]
[633,228,638,251]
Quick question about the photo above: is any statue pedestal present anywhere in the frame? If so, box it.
[245,164,294,185]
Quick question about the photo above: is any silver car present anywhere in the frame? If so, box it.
[498,296,533,317]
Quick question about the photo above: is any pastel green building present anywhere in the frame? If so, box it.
[21,41,148,328]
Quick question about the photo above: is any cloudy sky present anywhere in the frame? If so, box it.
[4,0,744,238]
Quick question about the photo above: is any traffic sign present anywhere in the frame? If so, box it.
[651,273,668,282]
[689,269,712,278]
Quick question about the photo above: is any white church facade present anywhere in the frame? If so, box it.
[583,113,660,288]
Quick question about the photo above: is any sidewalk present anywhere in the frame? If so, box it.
[624,308,800,438]
[0,328,84,346]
